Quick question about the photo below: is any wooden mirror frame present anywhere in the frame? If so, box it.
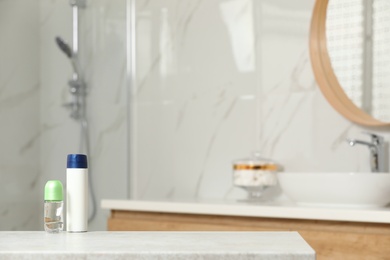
[309,0,390,126]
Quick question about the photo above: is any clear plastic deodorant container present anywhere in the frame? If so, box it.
[44,180,64,233]
[66,154,88,232]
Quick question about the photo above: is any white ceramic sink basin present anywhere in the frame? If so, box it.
[277,172,390,208]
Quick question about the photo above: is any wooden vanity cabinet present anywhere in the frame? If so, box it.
[108,210,390,260]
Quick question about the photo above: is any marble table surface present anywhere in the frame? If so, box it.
[0,231,315,259]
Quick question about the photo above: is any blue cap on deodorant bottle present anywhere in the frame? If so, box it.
[67,154,88,168]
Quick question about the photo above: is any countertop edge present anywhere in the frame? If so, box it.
[0,232,316,259]
[101,199,390,224]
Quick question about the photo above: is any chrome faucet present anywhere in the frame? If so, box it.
[346,133,388,173]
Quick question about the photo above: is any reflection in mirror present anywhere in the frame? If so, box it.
[326,0,390,122]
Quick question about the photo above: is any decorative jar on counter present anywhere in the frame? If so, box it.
[233,152,281,200]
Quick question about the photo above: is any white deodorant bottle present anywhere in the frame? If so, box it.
[66,154,88,232]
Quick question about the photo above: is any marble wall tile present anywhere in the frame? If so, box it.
[131,0,389,201]
[132,0,258,200]
[0,0,40,230]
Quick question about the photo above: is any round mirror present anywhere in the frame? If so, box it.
[310,0,390,126]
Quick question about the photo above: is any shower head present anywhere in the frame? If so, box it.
[55,36,81,76]
[55,36,73,59]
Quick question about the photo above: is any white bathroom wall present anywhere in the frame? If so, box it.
[131,0,390,201]
[39,0,127,231]
[2,0,388,231]
[0,0,40,230]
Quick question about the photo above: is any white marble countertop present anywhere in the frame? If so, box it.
[0,231,314,260]
[101,199,390,224]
